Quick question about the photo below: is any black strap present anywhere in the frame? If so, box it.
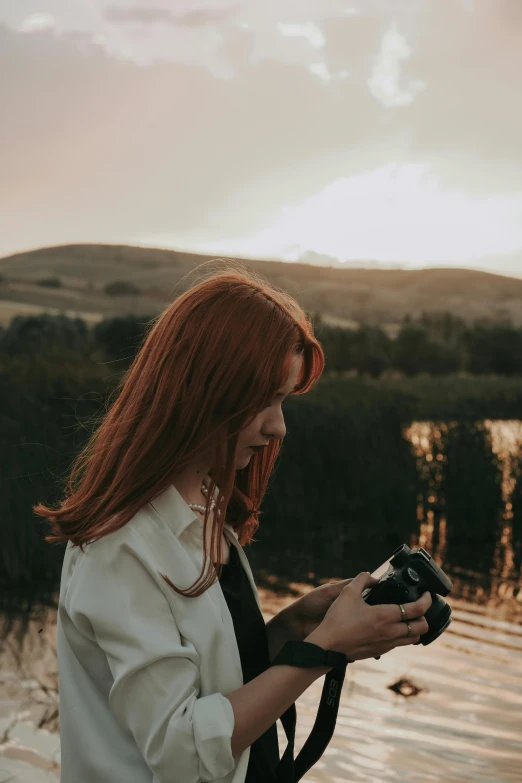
[264,663,348,783]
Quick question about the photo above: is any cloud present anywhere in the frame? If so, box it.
[276,22,325,49]
[367,22,426,107]
[0,21,378,253]
[173,3,241,27]
[103,2,240,27]
[104,7,174,24]
[19,12,55,32]
[308,62,332,82]
[1,0,522,262]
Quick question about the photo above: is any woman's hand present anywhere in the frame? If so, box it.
[304,572,432,662]
[285,575,379,640]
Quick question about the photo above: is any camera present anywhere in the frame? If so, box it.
[362,544,453,645]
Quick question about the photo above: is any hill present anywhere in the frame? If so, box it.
[1,243,522,328]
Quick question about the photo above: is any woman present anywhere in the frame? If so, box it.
[35,264,431,783]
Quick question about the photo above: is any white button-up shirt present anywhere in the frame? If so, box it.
[57,482,261,782]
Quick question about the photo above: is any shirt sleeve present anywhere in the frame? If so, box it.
[65,531,237,783]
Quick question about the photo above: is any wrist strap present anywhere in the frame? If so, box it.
[272,640,348,670]
[268,641,350,782]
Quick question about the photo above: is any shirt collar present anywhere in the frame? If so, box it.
[149,482,239,541]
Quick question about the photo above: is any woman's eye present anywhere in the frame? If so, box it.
[264,394,287,410]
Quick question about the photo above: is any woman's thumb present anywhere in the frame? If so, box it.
[349,571,376,591]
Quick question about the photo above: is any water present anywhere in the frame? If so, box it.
[281,598,522,783]
[405,420,522,621]
[1,593,521,782]
[0,612,60,781]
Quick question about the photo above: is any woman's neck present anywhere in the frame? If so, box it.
[172,468,211,507]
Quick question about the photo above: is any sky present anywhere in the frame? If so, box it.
[1,0,522,276]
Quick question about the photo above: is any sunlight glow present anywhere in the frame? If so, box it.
[197,163,522,265]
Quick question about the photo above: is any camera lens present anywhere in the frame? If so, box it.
[422,596,452,645]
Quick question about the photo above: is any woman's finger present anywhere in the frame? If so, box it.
[394,634,422,647]
[394,617,428,640]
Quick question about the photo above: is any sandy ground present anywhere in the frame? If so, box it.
[1,587,522,783]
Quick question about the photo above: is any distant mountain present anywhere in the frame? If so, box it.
[297,250,522,277]
[1,243,522,328]
[297,251,386,269]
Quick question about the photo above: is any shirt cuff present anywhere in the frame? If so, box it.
[193,692,237,781]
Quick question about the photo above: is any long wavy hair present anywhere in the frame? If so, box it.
[34,262,325,597]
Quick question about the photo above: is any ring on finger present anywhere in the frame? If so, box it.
[398,603,407,622]
[405,622,412,638]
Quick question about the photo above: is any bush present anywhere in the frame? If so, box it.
[463,323,522,375]
[0,313,90,357]
[392,324,461,376]
[92,314,153,362]
[37,277,62,288]
[104,280,141,296]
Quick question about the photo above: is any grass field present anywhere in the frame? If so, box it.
[2,243,522,328]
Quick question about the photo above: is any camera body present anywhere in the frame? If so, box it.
[362,544,453,645]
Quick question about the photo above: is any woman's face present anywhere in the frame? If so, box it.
[235,353,303,469]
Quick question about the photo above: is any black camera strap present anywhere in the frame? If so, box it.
[256,663,348,783]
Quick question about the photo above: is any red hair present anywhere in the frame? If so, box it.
[34,262,325,597]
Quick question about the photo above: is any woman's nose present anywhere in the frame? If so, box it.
[270,420,286,442]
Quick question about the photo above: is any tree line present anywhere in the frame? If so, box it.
[314,311,522,376]
[0,310,521,376]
